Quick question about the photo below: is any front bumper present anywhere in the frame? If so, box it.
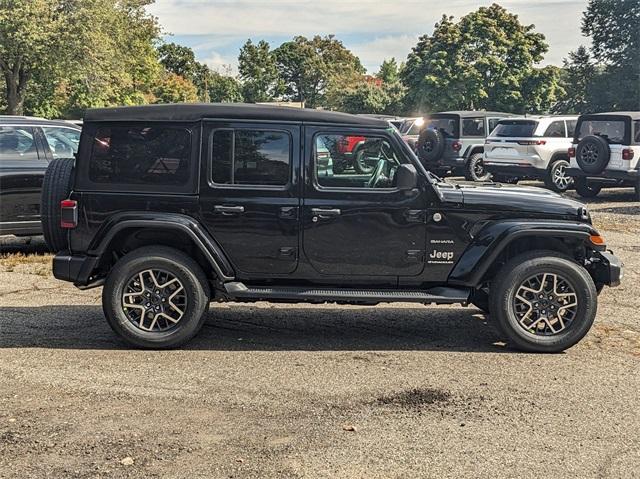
[53,253,101,288]
[590,250,623,287]
[567,167,638,182]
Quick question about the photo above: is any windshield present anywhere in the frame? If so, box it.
[492,120,538,137]
[577,119,627,144]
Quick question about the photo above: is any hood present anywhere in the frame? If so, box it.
[436,181,589,220]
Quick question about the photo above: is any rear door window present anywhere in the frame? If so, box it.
[88,126,192,188]
[461,118,485,137]
[492,120,538,138]
[210,129,290,187]
[566,120,577,138]
[0,126,39,160]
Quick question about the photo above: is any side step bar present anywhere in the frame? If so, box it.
[223,282,470,305]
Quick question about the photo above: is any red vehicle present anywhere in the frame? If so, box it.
[335,135,374,173]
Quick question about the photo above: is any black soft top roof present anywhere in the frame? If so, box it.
[83,103,389,127]
[580,111,640,120]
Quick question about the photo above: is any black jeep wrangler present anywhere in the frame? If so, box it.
[42,104,622,352]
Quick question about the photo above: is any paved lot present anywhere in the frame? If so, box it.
[1,186,639,478]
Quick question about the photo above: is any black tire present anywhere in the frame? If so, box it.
[544,158,573,193]
[574,177,602,198]
[490,251,597,353]
[464,152,491,182]
[416,128,445,164]
[576,135,610,174]
[102,246,210,349]
[494,175,519,184]
[41,158,74,252]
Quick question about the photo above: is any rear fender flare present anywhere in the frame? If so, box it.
[88,212,234,281]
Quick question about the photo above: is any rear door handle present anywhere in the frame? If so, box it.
[214,205,245,215]
[311,208,341,219]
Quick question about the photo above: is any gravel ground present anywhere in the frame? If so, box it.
[0,186,638,478]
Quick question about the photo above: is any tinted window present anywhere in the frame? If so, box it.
[488,118,501,134]
[315,134,403,189]
[543,121,566,138]
[210,129,290,186]
[566,120,577,138]
[492,120,538,137]
[577,120,626,144]
[0,126,38,160]
[42,127,80,159]
[462,118,485,137]
[89,126,191,186]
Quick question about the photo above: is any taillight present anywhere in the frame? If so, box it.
[452,141,462,152]
[60,199,78,229]
[568,147,576,158]
[622,148,634,161]
[517,140,546,146]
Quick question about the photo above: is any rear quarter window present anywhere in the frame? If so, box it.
[85,125,195,191]
[576,119,627,144]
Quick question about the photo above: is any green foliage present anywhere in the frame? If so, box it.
[238,40,280,103]
[335,81,390,114]
[154,72,199,104]
[376,58,400,84]
[273,35,365,108]
[207,72,243,103]
[402,4,552,114]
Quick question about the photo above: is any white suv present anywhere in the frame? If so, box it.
[567,112,640,200]
[483,116,578,192]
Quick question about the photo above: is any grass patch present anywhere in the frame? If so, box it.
[0,253,53,277]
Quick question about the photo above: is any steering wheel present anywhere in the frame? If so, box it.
[367,158,386,188]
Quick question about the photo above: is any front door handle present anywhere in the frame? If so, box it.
[311,208,341,221]
[214,205,245,215]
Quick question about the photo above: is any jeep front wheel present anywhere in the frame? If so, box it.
[102,246,210,349]
[490,251,597,353]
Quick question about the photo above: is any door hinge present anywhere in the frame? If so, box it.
[405,250,424,262]
[279,247,297,258]
[279,206,299,219]
[405,209,426,223]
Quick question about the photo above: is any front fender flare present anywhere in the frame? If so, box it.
[448,220,597,287]
[88,212,234,281]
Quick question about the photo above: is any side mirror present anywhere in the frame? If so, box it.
[396,163,418,190]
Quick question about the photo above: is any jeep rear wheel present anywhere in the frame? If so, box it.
[103,246,210,349]
[545,159,573,193]
[464,153,491,182]
[490,251,597,353]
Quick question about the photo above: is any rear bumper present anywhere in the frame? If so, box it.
[567,167,638,181]
[53,253,101,288]
[484,162,545,178]
[591,250,623,287]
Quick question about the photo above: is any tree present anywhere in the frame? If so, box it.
[376,58,400,84]
[154,73,198,104]
[335,81,389,114]
[207,72,243,103]
[238,39,280,103]
[273,35,365,108]
[580,0,640,110]
[556,46,594,113]
[402,4,550,114]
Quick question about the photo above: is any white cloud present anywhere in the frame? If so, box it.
[149,0,590,67]
[350,35,418,73]
[203,51,238,75]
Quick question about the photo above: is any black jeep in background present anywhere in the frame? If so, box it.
[42,104,621,352]
[0,116,81,236]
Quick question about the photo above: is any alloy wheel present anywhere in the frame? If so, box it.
[580,144,598,165]
[122,269,187,332]
[552,162,573,190]
[512,272,578,336]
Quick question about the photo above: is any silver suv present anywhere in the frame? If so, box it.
[567,112,640,200]
[484,116,578,192]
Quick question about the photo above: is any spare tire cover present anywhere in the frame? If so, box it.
[576,135,611,174]
[41,158,74,252]
[416,128,445,164]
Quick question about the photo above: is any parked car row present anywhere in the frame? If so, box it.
[405,110,639,200]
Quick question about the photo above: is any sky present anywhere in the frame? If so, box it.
[147,0,590,75]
